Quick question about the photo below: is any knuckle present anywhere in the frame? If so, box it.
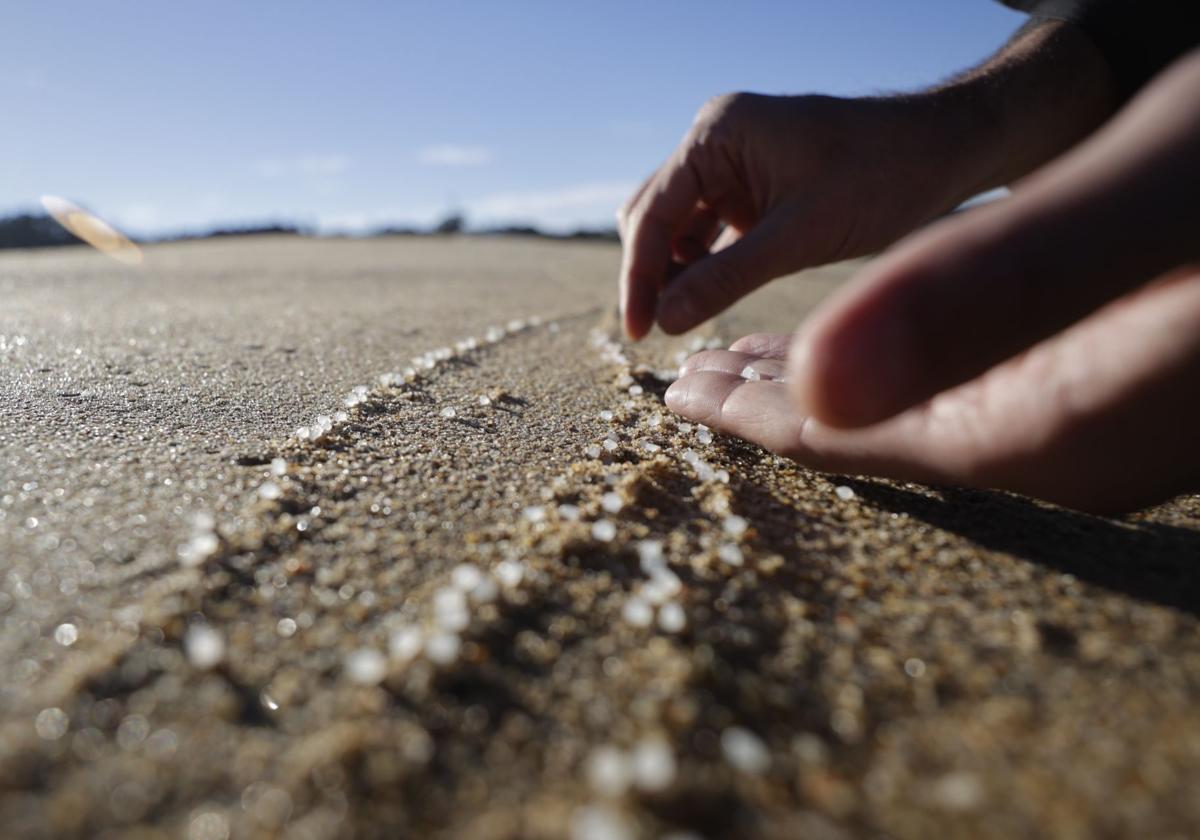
[697,91,753,126]
[689,92,766,162]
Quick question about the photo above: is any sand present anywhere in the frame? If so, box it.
[1,235,1199,839]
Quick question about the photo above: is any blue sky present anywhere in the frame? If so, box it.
[3,1,1024,236]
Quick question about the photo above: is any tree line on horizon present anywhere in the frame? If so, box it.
[0,210,618,251]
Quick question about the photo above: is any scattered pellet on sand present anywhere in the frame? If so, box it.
[451,563,484,592]
[54,623,78,646]
[178,531,219,567]
[345,648,387,685]
[469,575,498,604]
[600,492,624,514]
[931,771,985,811]
[389,626,424,662]
[495,559,526,588]
[35,707,69,741]
[184,625,225,670]
[586,745,632,797]
[637,540,664,571]
[622,597,654,628]
[570,805,635,840]
[592,520,617,542]
[425,632,461,666]
[630,738,676,791]
[433,587,470,631]
[723,515,749,537]
[657,602,686,633]
[721,726,771,774]
[717,543,744,567]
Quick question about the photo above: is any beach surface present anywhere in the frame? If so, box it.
[2,235,1199,839]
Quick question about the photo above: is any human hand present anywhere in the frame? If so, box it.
[666,51,1200,514]
[616,91,998,340]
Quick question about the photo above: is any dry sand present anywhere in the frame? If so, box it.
[1,235,1199,839]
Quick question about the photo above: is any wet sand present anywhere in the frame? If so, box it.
[2,236,1199,839]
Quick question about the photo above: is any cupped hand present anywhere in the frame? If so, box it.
[666,51,1200,514]
[616,92,995,340]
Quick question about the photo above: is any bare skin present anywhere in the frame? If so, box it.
[619,23,1200,513]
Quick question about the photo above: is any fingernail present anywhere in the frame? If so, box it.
[664,378,685,412]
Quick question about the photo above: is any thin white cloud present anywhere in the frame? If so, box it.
[417,145,493,167]
[466,181,634,222]
[255,154,350,178]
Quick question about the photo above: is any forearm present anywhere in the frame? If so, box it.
[888,20,1122,209]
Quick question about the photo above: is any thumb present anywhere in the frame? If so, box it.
[655,213,795,334]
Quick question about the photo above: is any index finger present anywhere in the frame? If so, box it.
[619,145,703,340]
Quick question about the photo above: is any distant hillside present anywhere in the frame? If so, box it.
[0,212,81,250]
[0,210,618,251]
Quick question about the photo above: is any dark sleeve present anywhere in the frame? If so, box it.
[1000,0,1200,98]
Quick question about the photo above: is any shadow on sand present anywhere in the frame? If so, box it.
[842,478,1200,618]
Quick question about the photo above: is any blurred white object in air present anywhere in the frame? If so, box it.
[40,195,143,265]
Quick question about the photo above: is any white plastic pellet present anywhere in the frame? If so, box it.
[592,520,617,542]
[631,738,677,791]
[721,726,771,774]
[723,515,749,536]
[388,626,424,662]
[600,492,624,514]
[621,597,654,627]
[586,745,632,797]
[184,625,225,670]
[345,648,388,685]
[425,632,461,666]
[657,602,687,633]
